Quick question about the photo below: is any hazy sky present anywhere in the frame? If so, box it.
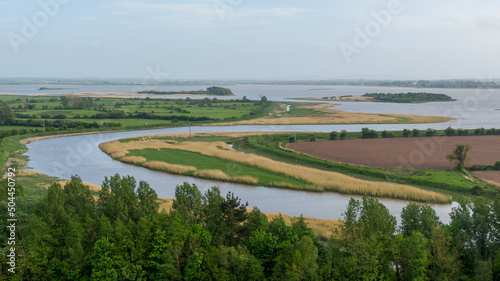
[2,0,500,80]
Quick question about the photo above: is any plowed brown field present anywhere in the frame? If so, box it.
[474,171,500,185]
[287,136,500,170]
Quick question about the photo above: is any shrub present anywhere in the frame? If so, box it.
[469,165,487,171]
[381,131,394,138]
[402,129,411,137]
[340,130,348,140]
[474,128,485,135]
[486,128,497,135]
[444,127,456,136]
[412,129,420,137]
[457,129,469,136]
[361,128,378,139]
[495,161,500,171]
[470,186,483,196]
[425,128,436,137]
[330,131,338,140]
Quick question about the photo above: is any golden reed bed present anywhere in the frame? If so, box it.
[212,103,452,126]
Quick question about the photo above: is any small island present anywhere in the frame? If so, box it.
[38,87,73,90]
[138,86,234,96]
[294,92,454,103]
[362,92,454,103]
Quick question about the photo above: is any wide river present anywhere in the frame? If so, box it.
[7,84,500,223]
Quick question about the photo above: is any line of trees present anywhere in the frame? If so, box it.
[139,86,234,96]
[3,175,500,280]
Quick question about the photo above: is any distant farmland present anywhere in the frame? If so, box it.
[287,135,500,170]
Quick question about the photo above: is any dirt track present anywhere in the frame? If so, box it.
[287,136,500,170]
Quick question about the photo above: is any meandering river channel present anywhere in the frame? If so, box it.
[13,84,500,223]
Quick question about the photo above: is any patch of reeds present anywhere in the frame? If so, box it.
[142,161,196,174]
[266,212,343,241]
[193,169,230,181]
[18,170,43,176]
[120,156,147,164]
[232,175,259,185]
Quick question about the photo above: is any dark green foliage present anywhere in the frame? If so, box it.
[363,92,453,103]
[329,131,337,140]
[457,128,469,136]
[425,128,436,136]
[445,126,456,136]
[400,203,440,238]
[0,101,15,125]
[475,127,486,135]
[340,130,348,140]
[402,128,411,137]
[381,130,394,138]
[195,246,265,280]
[172,181,203,225]
[361,127,378,139]
[412,128,420,137]
[98,174,159,222]
[139,86,234,96]
[393,232,429,281]
[10,174,500,280]
[495,161,500,171]
[271,235,318,280]
[427,226,461,281]
[332,197,396,280]
[446,143,471,171]
[448,198,499,279]
[219,191,249,246]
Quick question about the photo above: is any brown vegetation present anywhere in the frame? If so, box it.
[120,156,147,164]
[288,135,500,170]
[266,213,342,241]
[142,161,196,174]
[193,169,230,181]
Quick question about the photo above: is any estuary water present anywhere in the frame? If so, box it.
[9,84,500,223]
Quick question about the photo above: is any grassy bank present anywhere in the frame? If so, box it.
[100,135,451,203]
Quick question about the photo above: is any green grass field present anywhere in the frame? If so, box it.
[0,95,269,133]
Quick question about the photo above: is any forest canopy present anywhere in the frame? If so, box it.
[2,175,500,280]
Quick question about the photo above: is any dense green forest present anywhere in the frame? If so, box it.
[138,86,234,96]
[362,92,454,103]
[2,174,500,280]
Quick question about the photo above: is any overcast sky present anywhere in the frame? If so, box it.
[1,0,500,80]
